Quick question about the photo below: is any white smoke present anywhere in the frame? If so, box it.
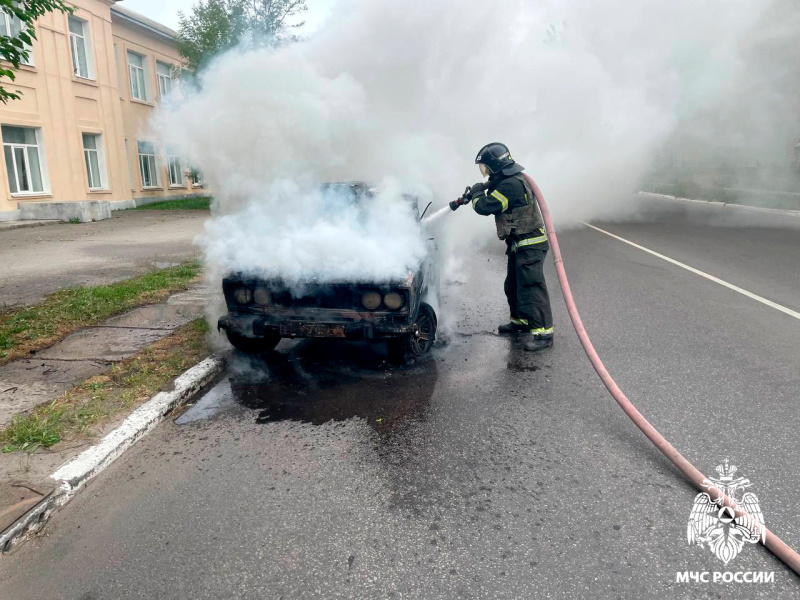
[155,0,787,325]
[201,179,427,285]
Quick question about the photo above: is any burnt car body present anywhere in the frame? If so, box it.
[218,182,439,361]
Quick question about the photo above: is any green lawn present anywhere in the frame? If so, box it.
[0,261,202,364]
[1,319,211,453]
[133,197,211,210]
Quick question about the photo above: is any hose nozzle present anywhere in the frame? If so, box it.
[450,186,473,211]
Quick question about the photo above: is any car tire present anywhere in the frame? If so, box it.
[388,303,437,363]
[225,330,281,354]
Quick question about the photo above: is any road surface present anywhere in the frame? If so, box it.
[1,197,799,598]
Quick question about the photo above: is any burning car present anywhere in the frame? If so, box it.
[217,182,439,362]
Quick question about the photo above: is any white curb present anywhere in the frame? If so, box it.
[638,191,800,218]
[1,356,224,552]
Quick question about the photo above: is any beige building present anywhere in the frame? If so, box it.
[0,1,203,221]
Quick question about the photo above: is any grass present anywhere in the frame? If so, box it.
[0,319,211,453]
[0,261,202,364]
[133,197,211,210]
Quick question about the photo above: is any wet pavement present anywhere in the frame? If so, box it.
[1,199,800,598]
[180,340,441,428]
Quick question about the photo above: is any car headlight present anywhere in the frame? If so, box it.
[383,291,405,310]
[253,288,271,306]
[361,290,381,310]
[233,286,253,305]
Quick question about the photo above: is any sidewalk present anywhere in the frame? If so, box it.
[637,191,800,218]
[0,210,206,308]
[0,286,211,534]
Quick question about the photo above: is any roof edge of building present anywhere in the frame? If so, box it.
[110,4,179,42]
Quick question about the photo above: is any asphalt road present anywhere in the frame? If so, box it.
[0,210,206,308]
[2,198,799,599]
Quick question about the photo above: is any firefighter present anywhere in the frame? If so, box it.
[466,143,553,352]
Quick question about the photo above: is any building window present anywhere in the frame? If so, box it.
[157,62,172,97]
[137,140,159,188]
[2,125,46,195]
[1,11,33,65]
[189,167,203,187]
[82,133,107,190]
[68,16,92,79]
[127,51,147,101]
[166,148,184,187]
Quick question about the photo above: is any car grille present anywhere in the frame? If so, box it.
[271,286,357,310]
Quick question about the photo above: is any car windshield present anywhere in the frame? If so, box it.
[322,182,420,217]
[321,182,376,204]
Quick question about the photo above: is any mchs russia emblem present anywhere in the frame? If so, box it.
[687,459,766,565]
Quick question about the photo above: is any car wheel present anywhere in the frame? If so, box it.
[225,330,280,354]
[388,303,437,363]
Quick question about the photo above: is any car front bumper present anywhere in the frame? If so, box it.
[218,310,415,340]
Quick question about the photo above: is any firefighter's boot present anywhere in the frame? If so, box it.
[498,319,528,335]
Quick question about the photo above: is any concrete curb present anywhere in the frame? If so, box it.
[0,356,224,553]
[0,219,61,231]
[637,191,800,218]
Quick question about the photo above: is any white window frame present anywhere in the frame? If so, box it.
[2,125,48,196]
[127,51,148,102]
[82,132,108,191]
[68,16,94,80]
[137,140,160,189]
[1,11,33,66]
[166,148,184,187]
[156,61,173,98]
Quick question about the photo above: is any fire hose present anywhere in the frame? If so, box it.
[520,174,800,576]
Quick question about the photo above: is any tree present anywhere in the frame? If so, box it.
[177,0,306,74]
[247,0,307,43]
[0,0,72,103]
[177,0,247,75]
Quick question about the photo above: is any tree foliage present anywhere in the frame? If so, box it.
[248,0,307,43]
[0,0,72,103]
[177,0,247,75]
[177,0,306,74]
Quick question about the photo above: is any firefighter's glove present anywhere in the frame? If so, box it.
[469,182,488,198]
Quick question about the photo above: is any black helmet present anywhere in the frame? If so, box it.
[475,143,525,176]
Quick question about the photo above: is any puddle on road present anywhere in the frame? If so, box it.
[176,379,238,425]
[178,339,439,430]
